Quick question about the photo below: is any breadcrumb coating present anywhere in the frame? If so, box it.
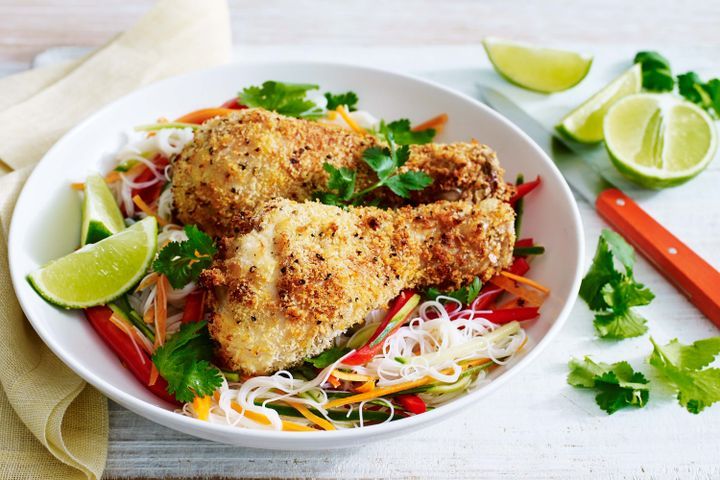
[202,198,515,375]
[172,108,509,237]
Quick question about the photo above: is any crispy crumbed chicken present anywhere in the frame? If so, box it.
[202,198,515,375]
[172,108,509,237]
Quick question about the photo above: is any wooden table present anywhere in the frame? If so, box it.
[3,2,720,479]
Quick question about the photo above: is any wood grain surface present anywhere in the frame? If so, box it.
[3,2,720,479]
[2,0,720,72]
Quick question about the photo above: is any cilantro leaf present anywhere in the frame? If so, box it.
[677,71,720,118]
[305,346,351,368]
[362,146,397,180]
[567,357,649,414]
[313,125,433,207]
[649,337,720,414]
[153,225,217,289]
[239,81,323,118]
[324,91,358,111]
[324,163,356,201]
[382,119,435,145]
[579,229,654,339]
[634,51,674,92]
[152,321,223,402]
[426,277,482,305]
[384,171,433,198]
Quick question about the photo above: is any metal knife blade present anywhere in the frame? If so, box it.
[477,85,612,204]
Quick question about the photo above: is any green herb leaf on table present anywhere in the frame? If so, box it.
[305,346,351,368]
[324,91,359,111]
[567,357,649,414]
[153,225,217,289]
[648,337,720,414]
[426,277,482,305]
[238,81,324,119]
[152,321,223,402]
[579,229,654,339]
[633,51,675,92]
[677,72,720,118]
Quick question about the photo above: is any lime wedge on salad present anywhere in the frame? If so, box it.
[28,216,158,308]
[556,64,642,144]
[483,37,593,93]
[604,93,717,189]
[81,173,126,246]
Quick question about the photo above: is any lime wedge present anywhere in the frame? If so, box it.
[483,37,593,93]
[28,217,158,308]
[556,64,642,144]
[604,93,717,189]
[81,173,125,246]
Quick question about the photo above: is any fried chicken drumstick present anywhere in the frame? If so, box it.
[202,198,515,375]
[172,108,509,237]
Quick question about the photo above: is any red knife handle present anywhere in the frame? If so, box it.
[596,188,720,327]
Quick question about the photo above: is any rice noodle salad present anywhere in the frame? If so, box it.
[38,82,548,432]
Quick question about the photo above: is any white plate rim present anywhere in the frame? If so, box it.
[8,59,584,444]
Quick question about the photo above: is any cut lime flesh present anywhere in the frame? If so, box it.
[604,93,717,189]
[28,217,158,308]
[556,64,642,144]
[81,173,125,246]
[483,37,593,93]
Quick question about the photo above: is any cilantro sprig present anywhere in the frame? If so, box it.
[313,122,433,207]
[633,51,720,118]
[567,357,650,414]
[238,81,324,119]
[153,225,217,289]
[426,277,482,305]
[579,229,654,339]
[649,337,720,414]
[152,321,223,402]
[381,119,435,145]
[324,91,358,111]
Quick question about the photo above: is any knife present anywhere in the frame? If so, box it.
[479,85,720,326]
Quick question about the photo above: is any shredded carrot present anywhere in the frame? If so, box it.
[489,275,546,307]
[174,108,236,125]
[460,357,492,369]
[108,313,151,358]
[496,297,525,309]
[70,182,84,191]
[154,275,169,347]
[136,272,158,292]
[192,395,212,421]
[132,194,167,226]
[327,375,341,388]
[412,113,448,133]
[143,305,155,325]
[326,110,338,121]
[325,376,432,409]
[105,170,121,184]
[500,271,550,293]
[331,370,376,382]
[336,106,364,134]
[355,379,376,393]
[149,365,159,386]
[228,400,315,432]
[286,401,335,431]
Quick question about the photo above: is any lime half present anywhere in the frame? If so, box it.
[28,216,158,308]
[556,64,642,144]
[483,37,593,93]
[81,173,125,246]
[604,93,717,189]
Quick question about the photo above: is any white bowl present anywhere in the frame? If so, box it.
[9,61,583,449]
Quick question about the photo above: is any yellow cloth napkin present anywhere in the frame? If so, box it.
[0,1,231,478]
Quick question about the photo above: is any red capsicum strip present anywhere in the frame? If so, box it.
[395,394,427,414]
[514,238,534,248]
[342,290,420,366]
[131,154,169,205]
[85,306,179,405]
[182,290,206,324]
[472,257,531,310]
[509,176,541,205]
[220,98,247,110]
[475,307,540,324]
